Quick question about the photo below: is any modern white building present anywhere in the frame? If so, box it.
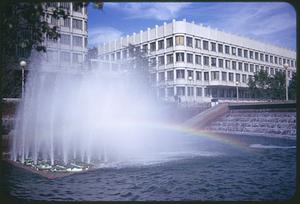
[37,2,88,71]
[97,19,296,102]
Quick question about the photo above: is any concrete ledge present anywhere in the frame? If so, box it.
[206,130,296,140]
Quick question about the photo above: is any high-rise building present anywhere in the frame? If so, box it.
[37,2,88,71]
[98,19,296,102]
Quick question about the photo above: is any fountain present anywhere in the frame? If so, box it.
[9,60,164,172]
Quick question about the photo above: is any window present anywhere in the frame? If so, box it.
[279,57,282,65]
[250,64,254,72]
[211,42,216,52]
[238,62,242,71]
[232,61,236,70]
[204,88,210,97]
[242,74,247,83]
[225,60,230,69]
[122,50,127,59]
[60,51,70,62]
[225,45,230,54]
[116,52,121,60]
[166,54,173,64]
[73,4,82,13]
[291,60,294,67]
[249,51,253,59]
[47,50,58,62]
[244,63,249,72]
[211,57,216,67]
[150,58,156,67]
[283,58,286,64]
[211,71,219,80]
[176,87,185,96]
[73,36,82,47]
[62,18,70,27]
[195,55,201,65]
[167,88,174,97]
[270,55,273,63]
[196,87,202,96]
[60,2,70,10]
[47,2,58,7]
[231,47,236,55]
[105,55,109,60]
[72,53,82,64]
[255,65,259,72]
[195,39,201,49]
[150,42,156,52]
[73,19,82,30]
[196,71,202,80]
[203,56,209,66]
[167,71,174,81]
[222,72,227,81]
[255,52,259,60]
[60,34,70,45]
[229,73,234,81]
[176,70,185,79]
[274,56,278,64]
[260,53,264,61]
[238,48,242,57]
[204,72,209,81]
[111,53,115,61]
[142,44,148,53]
[166,37,173,48]
[51,16,58,26]
[158,40,164,50]
[218,59,224,68]
[265,54,269,62]
[270,68,274,75]
[218,44,223,53]
[244,50,248,58]
[186,37,193,47]
[158,72,165,82]
[176,53,184,62]
[175,36,184,46]
[203,40,209,50]
[158,56,165,66]
[187,53,193,63]
[187,87,194,96]
[236,73,240,82]
[84,38,87,48]
[187,70,193,79]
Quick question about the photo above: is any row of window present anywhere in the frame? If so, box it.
[47,2,87,14]
[155,70,251,83]
[48,50,84,63]
[49,34,87,48]
[159,87,242,97]
[104,35,295,68]
[50,16,87,31]
[147,53,289,74]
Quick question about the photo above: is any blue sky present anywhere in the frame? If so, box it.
[88,2,296,50]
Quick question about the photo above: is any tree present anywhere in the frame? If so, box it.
[288,72,296,100]
[247,69,286,100]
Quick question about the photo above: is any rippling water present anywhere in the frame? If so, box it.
[3,133,296,201]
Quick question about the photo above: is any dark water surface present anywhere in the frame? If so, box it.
[3,133,296,201]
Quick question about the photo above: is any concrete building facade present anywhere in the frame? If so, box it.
[40,2,88,71]
[98,19,296,102]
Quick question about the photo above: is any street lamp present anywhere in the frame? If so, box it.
[235,81,239,102]
[283,63,289,101]
[20,60,27,99]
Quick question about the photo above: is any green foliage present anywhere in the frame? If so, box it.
[247,69,293,100]
[288,72,296,100]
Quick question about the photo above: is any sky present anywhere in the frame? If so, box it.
[87,2,296,51]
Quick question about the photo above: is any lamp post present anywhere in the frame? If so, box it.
[20,60,27,99]
[236,81,239,102]
[283,63,289,101]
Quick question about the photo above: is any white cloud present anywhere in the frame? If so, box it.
[106,2,191,20]
[88,27,122,47]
